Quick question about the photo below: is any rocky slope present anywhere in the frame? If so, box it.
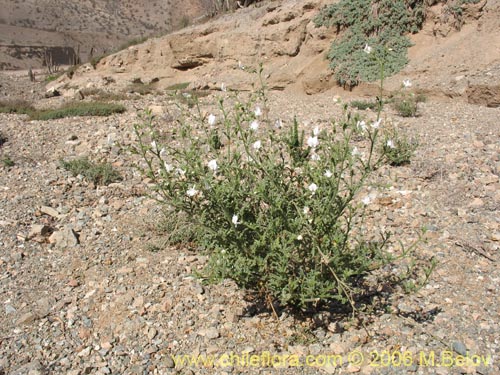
[1,68,499,374]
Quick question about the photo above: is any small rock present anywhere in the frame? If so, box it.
[49,226,79,247]
[164,356,175,368]
[40,206,61,218]
[147,327,158,340]
[199,327,220,340]
[28,224,51,238]
[17,312,37,325]
[452,341,467,356]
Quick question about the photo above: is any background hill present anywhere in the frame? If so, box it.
[0,0,213,69]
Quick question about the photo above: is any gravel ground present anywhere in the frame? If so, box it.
[0,72,499,375]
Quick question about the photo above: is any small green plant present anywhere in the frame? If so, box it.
[391,80,426,117]
[382,127,418,166]
[60,157,122,185]
[393,98,418,117]
[45,73,62,82]
[350,100,378,111]
[1,155,14,167]
[131,67,425,311]
[30,102,125,120]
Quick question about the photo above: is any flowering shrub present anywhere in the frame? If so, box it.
[131,76,420,310]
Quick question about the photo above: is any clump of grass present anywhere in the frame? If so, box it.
[0,99,35,115]
[350,99,378,111]
[60,157,122,185]
[31,102,126,120]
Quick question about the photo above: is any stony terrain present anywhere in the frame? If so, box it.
[1,0,500,374]
[1,63,499,374]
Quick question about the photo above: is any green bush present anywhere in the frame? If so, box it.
[314,0,426,87]
[31,102,126,120]
[60,157,122,185]
[131,71,422,310]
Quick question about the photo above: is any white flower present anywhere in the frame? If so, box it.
[221,83,227,92]
[356,120,367,131]
[352,147,361,156]
[274,119,283,129]
[364,44,372,54]
[250,120,259,131]
[208,114,216,126]
[297,234,303,241]
[254,106,262,117]
[313,126,320,136]
[208,159,218,171]
[164,162,174,172]
[386,139,395,149]
[253,140,262,150]
[371,119,382,129]
[176,168,186,176]
[232,214,240,227]
[307,136,319,148]
[362,196,371,205]
[186,186,199,197]
[324,170,333,178]
[151,141,158,151]
[238,60,245,70]
[303,206,310,215]
[403,79,412,88]
[308,183,318,194]
[159,148,167,159]
[310,153,320,161]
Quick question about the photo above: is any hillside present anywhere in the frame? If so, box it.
[0,0,212,69]
[47,0,500,104]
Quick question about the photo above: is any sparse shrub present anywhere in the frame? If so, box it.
[60,157,122,185]
[30,102,126,120]
[382,127,418,166]
[391,80,426,117]
[131,67,424,311]
[393,98,418,117]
